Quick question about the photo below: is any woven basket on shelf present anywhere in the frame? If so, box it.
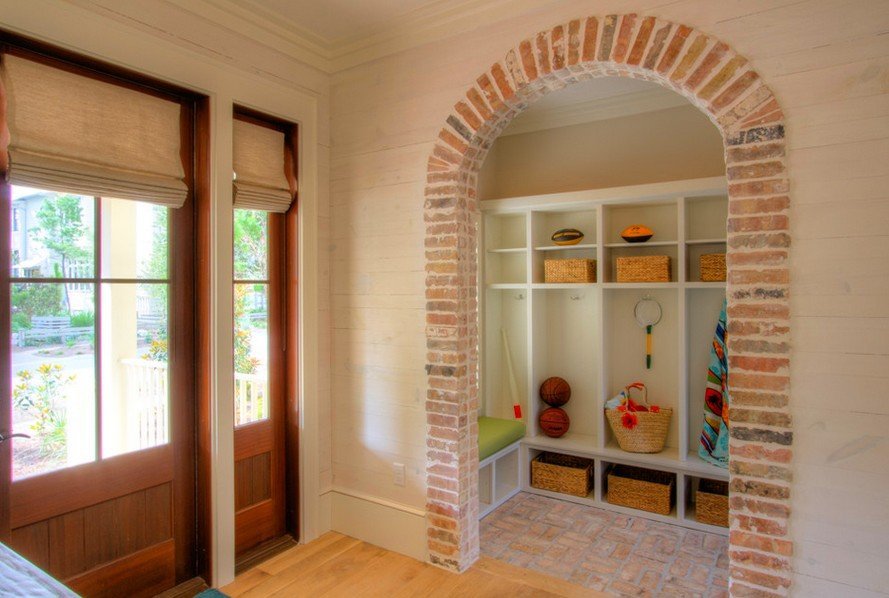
[544,258,596,283]
[700,253,726,282]
[530,452,594,497]
[607,464,674,515]
[696,478,729,527]
[605,385,672,453]
[616,255,670,282]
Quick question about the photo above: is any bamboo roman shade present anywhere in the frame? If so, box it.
[0,54,187,207]
[232,119,293,213]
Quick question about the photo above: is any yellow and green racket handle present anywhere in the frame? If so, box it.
[646,324,652,369]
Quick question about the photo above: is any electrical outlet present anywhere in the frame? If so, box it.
[393,462,405,487]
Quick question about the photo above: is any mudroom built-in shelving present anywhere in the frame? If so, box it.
[480,176,730,534]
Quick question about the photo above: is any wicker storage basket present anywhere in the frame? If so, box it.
[607,464,674,515]
[531,452,594,497]
[605,385,672,453]
[616,255,670,282]
[544,258,596,283]
[700,253,726,282]
[696,478,729,527]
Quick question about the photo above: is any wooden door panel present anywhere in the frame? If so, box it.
[10,445,172,529]
[7,482,173,589]
[66,539,175,598]
[235,452,271,511]
[234,499,277,555]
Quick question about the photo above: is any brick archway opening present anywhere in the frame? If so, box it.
[424,14,792,596]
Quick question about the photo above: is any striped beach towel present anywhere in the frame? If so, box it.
[698,299,729,468]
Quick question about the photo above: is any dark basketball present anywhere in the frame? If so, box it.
[539,407,570,438]
[540,376,571,407]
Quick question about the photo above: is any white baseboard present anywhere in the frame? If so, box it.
[324,487,427,562]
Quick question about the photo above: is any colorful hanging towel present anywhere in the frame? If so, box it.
[698,299,729,468]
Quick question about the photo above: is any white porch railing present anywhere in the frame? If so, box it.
[234,372,268,426]
[122,359,268,445]
[122,358,169,450]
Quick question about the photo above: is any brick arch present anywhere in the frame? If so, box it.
[424,14,792,595]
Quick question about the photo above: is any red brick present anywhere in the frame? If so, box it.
[643,22,672,70]
[729,372,789,392]
[730,531,793,557]
[627,16,655,66]
[598,14,618,61]
[535,32,551,75]
[728,496,791,518]
[729,390,789,410]
[712,70,760,111]
[699,56,747,100]
[727,250,788,267]
[611,13,637,63]
[581,17,599,62]
[685,41,729,90]
[476,73,503,113]
[727,304,789,320]
[729,196,789,215]
[567,19,581,65]
[454,101,482,131]
[428,539,458,557]
[729,269,789,285]
[727,232,790,250]
[729,356,788,375]
[466,88,492,121]
[730,459,793,482]
[489,63,515,102]
[519,40,537,81]
[432,143,461,165]
[728,214,788,233]
[656,24,691,73]
[727,161,786,181]
[731,566,791,591]
[671,34,710,81]
[550,24,565,71]
[731,478,790,500]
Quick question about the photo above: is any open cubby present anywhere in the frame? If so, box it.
[481,177,730,533]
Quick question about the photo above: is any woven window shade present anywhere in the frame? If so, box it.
[0,54,187,207]
[233,119,293,212]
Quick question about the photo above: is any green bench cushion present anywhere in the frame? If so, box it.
[478,416,526,462]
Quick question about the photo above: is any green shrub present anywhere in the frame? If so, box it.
[11,312,31,332]
[69,311,95,328]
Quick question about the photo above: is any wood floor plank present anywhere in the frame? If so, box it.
[223,532,596,598]
[474,556,608,598]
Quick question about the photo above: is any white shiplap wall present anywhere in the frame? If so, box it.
[330,1,889,594]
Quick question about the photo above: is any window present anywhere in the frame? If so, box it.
[233,209,269,426]
[8,185,170,478]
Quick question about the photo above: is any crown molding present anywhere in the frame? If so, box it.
[500,89,690,137]
[165,0,562,73]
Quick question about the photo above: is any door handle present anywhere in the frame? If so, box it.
[0,433,30,443]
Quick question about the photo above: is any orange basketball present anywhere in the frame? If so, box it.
[539,407,570,438]
[540,376,571,407]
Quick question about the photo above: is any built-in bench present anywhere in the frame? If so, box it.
[16,316,92,347]
[478,416,525,519]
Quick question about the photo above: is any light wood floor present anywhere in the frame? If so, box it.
[223,531,606,597]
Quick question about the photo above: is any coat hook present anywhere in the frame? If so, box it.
[514,293,525,300]
[569,294,582,301]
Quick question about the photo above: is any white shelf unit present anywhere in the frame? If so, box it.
[480,176,731,534]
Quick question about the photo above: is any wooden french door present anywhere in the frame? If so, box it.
[233,212,287,556]
[0,185,196,597]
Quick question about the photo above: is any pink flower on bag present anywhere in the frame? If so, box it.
[650,405,661,413]
[621,412,638,430]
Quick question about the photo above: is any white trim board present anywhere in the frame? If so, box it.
[326,488,428,562]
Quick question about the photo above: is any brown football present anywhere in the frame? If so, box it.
[539,407,570,438]
[540,376,571,407]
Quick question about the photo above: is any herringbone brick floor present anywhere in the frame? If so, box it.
[480,492,729,597]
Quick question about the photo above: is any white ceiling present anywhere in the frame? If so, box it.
[232,0,444,44]
[502,78,690,136]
